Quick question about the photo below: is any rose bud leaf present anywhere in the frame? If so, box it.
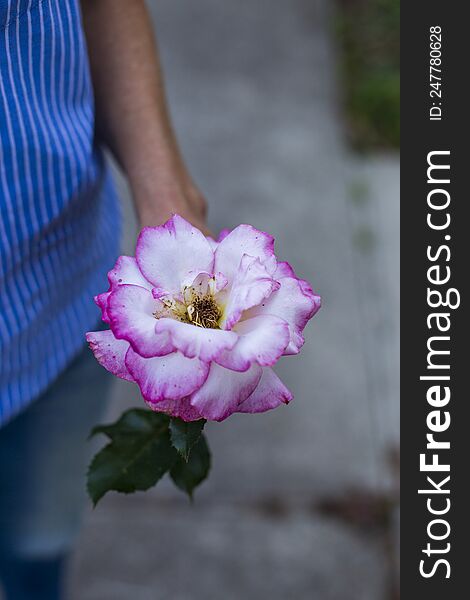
[169,417,206,461]
[170,434,211,499]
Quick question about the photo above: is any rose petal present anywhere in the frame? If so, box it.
[247,275,321,354]
[189,362,262,421]
[125,348,209,402]
[135,215,214,295]
[94,291,111,323]
[107,284,173,358]
[216,315,290,372]
[219,255,280,330]
[181,271,228,297]
[214,224,275,282]
[95,257,153,324]
[206,236,219,251]
[237,368,292,413]
[108,255,153,290]
[155,318,238,363]
[86,330,133,382]
[145,397,204,422]
[217,228,231,243]
[273,261,296,279]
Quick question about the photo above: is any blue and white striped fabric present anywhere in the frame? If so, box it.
[0,0,120,426]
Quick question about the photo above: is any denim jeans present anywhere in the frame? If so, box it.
[0,338,113,597]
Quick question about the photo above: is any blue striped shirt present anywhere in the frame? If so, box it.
[0,0,120,426]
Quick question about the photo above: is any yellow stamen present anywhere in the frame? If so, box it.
[153,287,221,329]
[186,296,221,329]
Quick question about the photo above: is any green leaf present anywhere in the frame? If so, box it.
[169,418,206,461]
[89,408,167,440]
[170,434,211,499]
[87,408,177,506]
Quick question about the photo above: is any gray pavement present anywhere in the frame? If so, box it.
[68,1,399,598]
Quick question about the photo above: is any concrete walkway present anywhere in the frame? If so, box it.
[68,1,399,598]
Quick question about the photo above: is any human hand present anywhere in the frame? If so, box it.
[136,171,212,237]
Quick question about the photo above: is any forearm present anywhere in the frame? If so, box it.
[81,0,205,227]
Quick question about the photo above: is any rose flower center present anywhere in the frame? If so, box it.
[155,280,223,330]
[186,296,221,329]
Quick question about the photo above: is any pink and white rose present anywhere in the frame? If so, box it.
[87,215,320,422]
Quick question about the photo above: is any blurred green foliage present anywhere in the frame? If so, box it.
[335,0,399,150]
